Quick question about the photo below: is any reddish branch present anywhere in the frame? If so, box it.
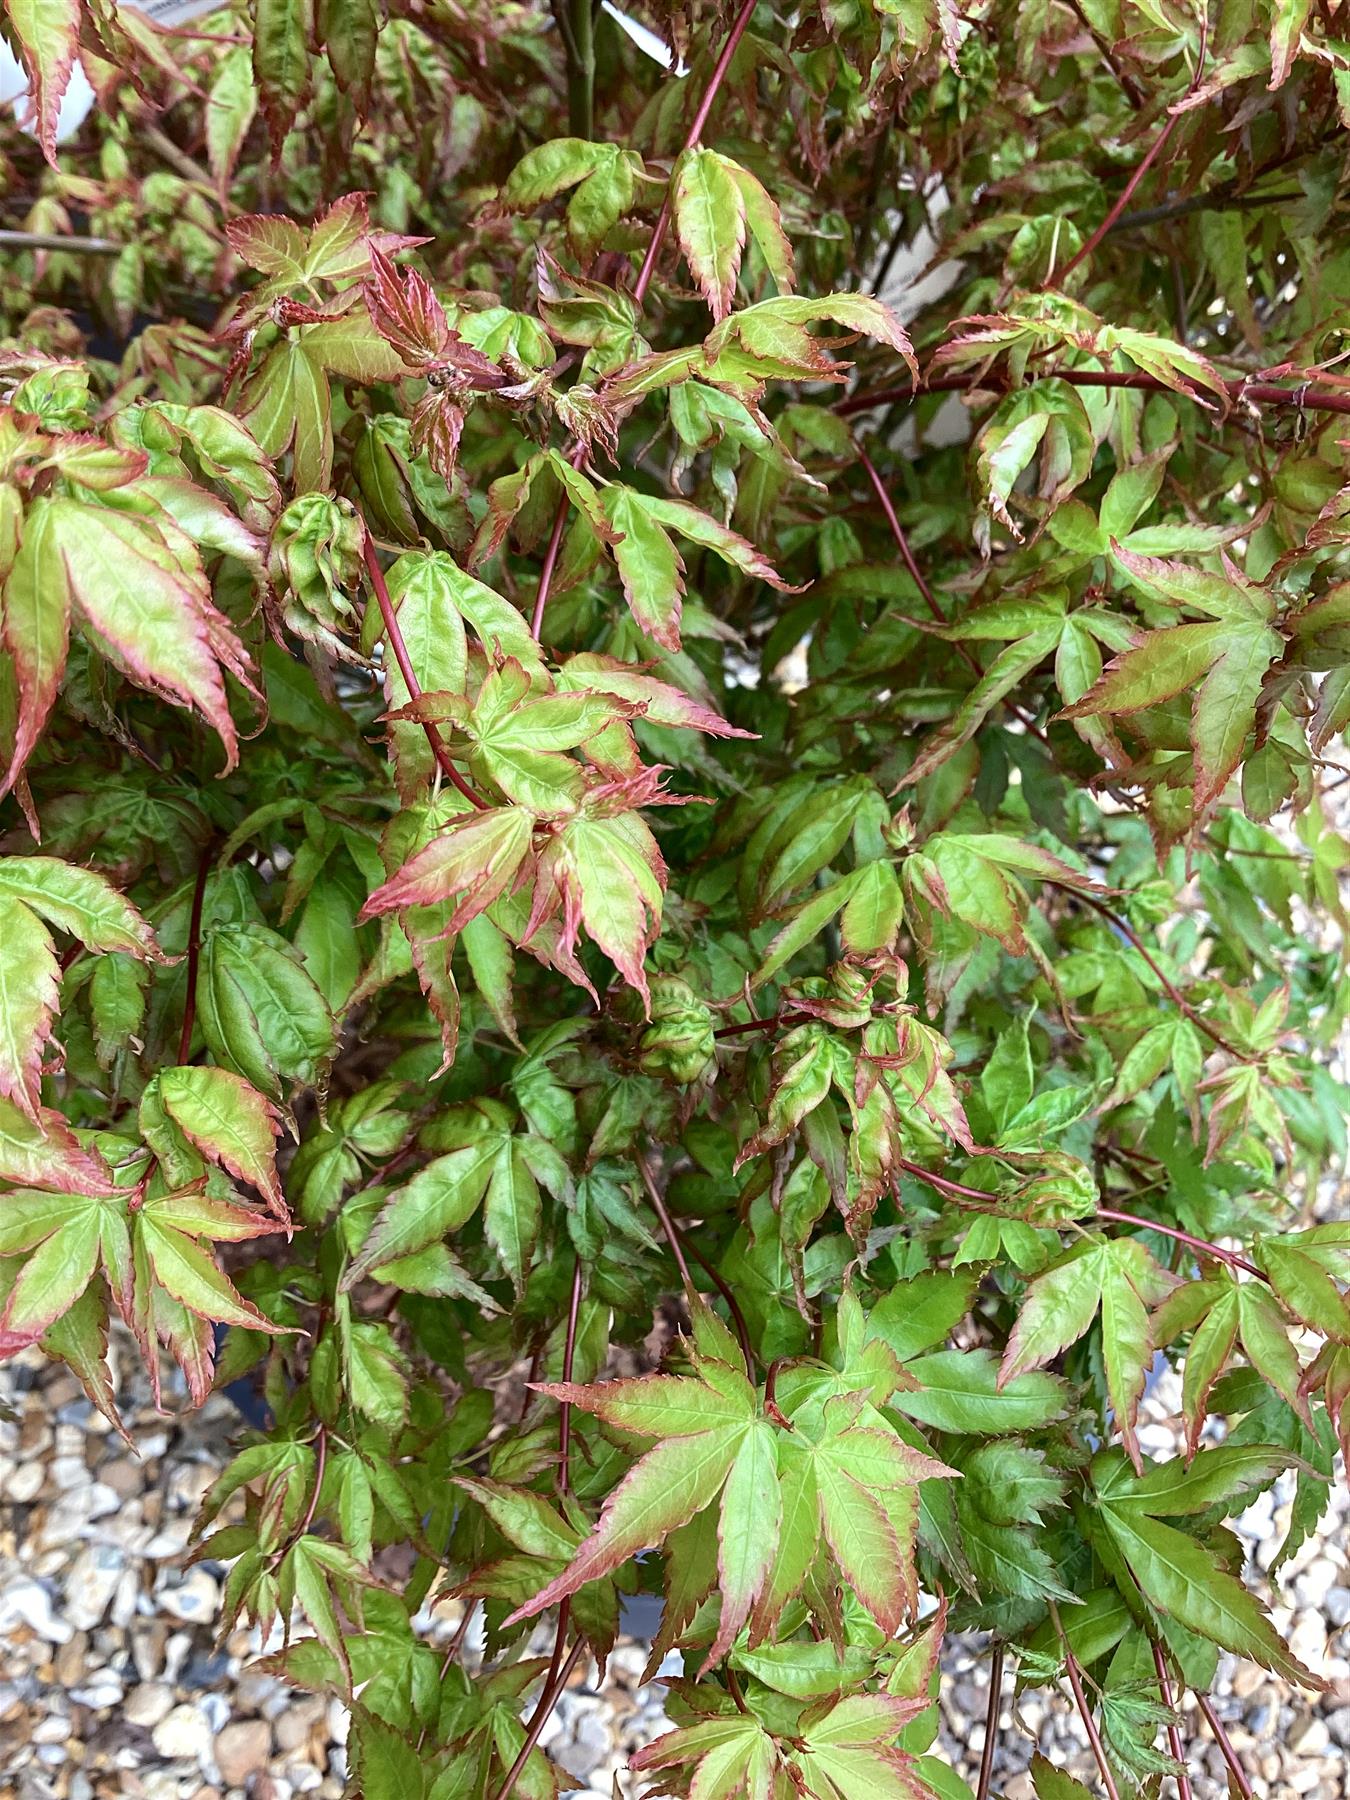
[895,1152,1264,1277]
[836,366,1350,421]
[1051,1603,1120,1800]
[1151,1640,1194,1800]
[631,0,760,308]
[1195,1691,1255,1800]
[489,1638,586,1800]
[176,844,214,1065]
[976,1644,1005,1800]
[491,1259,585,1800]
[1061,887,1250,1061]
[360,528,489,810]
[636,1150,756,1378]
[1096,1208,1263,1279]
[1054,11,1209,286]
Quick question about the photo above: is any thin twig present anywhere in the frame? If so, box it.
[529,490,570,642]
[1064,887,1248,1059]
[836,365,1350,422]
[631,0,759,307]
[635,1151,756,1378]
[297,1426,328,1538]
[142,123,213,190]
[1050,1602,1120,1800]
[1055,12,1209,286]
[1062,0,1146,107]
[559,1255,583,1496]
[1194,1691,1254,1800]
[976,1643,1004,1800]
[1151,1640,1193,1800]
[856,441,1051,742]
[1097,1207,1264,1280]
[176,845,214,1065]
[0,229,122,256]
[361,528,489,810]
[490,1638,587,1800]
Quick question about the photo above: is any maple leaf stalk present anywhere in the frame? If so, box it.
[1151,1640,1194,1800]
[360,527,489,810]
[177,842,215,1065]
[1051,1601,1121,1800]
[1195,1690,1256,1800]
[493,1255,586,1799]
[836,366,1350,421]
[636,1148,756,1377]
[1052,12,1209,288]
[976,1643,1005,1800]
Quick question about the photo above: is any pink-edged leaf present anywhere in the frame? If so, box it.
[361,807,536,934]
[0,893,58,1121]
[0,857,157,957]
[3,1204,101,1338]
[705,1421,780,1670]
[815,1455,908,1635]
[0,1099,115,1195]
[502,1425,745,1626]
[673,146,748,322]
[532,1373,751,1437]
[533,809,666,1011]
[157,1066,286,1217]
[1,497,70,798]
[7,0,80,165]
[555,654,754,740]
[136,1215,286,1332]
[600,487,685,651]
[49,499,246,771]
[364,246,450,368]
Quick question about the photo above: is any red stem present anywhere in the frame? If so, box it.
[1097,1207,1263,1279]
[635,1150,756,1378]
[559,1254,583,1495]
[1052,1604,1120,1800]
[529,494,570,643]
[1195,1691,1254,1800]
[177,844,213,1066]
[976,1644,1004,1800]
[1151,1641,1194,1800]
[1066,888,1247,1060]
[836,366,1350,421]
[1055,12,1209,286]
[361,529,488,810]
[490,1638,586,1800]
[297,1426,327,1538]
[631,0,759,307]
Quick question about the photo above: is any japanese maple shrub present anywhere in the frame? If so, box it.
[0,0,1349,1794]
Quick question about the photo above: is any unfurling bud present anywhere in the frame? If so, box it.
[638,976,716,1085]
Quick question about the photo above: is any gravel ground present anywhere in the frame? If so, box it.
[1,1341,1348,1800]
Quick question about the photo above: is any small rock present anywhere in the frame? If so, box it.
[1325,1588,1350,1629]
[157,1567,220,1624]
[32,1715,72,1744]
[151,1702,214,1763]
[4,1461,45,1503]
[275,1697,326,1754]
[1288,1716,1331,1757]
[62,1544,124,1632]
[124,1684,175,1729]
[0,1576,72,1644]
[214,1719,271,1787]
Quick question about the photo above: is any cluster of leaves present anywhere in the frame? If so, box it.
[2,0,1350,1795]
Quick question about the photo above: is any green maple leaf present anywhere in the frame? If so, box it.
[1000,1237,1177,1468]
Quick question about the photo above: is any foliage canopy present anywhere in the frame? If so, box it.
[0,0,1349,1793]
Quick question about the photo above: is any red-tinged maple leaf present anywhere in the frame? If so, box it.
[361,806,537,937]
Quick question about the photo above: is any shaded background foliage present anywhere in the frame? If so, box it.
[0,0,1349,1795]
